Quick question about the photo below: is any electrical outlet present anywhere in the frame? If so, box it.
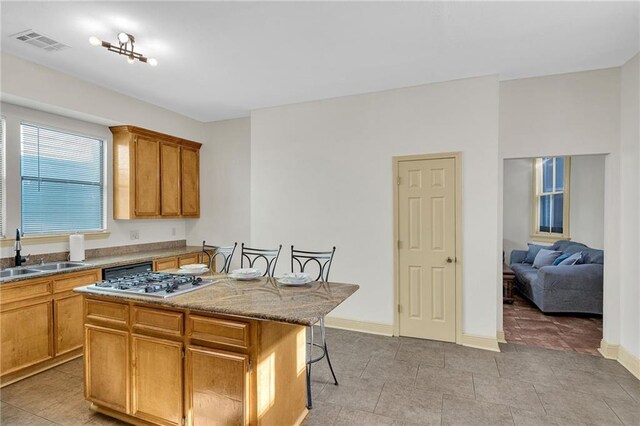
[171,227,176,236]
[130,230,139,240]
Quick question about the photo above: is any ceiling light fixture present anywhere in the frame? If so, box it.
[88,32,157,66]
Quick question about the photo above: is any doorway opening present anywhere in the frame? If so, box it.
[502,154,605,355]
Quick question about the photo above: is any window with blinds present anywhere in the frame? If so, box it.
[0,118,5,238]
[20,123,105,234]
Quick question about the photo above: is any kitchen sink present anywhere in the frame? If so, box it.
[0,268,42,278]
[31,262,89,271]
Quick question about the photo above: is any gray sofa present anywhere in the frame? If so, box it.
[509,240,604,315]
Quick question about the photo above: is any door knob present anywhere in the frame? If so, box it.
[446,257,453,263]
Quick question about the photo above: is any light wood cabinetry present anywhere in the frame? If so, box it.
[85,325,130,413]
[186,346,248,426]
[153,253,202,272]
[132,335,183,426]
[180,146,200,217]
[111,126,202,219]
[0,268,101,387]
[160,142,182,217]
[82,296,308,426]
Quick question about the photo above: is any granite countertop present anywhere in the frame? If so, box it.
[1,246,203,284]
[76,273,359,326]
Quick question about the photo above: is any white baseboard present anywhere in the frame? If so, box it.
[461,333,501,352]
[599,339,640,380]
[324,317,394,336]
[598,339,619,359]
[496,330,507,344]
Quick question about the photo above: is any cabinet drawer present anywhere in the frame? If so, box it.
[85,298,129,328]
[178,254,200,267]
[187,315,250,349]
[132,306,183,337]
[53,269,101,293]
[154,257,178,272]
[0,279,52,306]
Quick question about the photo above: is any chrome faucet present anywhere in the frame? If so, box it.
[14,228,29,267]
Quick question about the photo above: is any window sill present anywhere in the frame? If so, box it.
[530,234,571,244]
[0,231,111,247]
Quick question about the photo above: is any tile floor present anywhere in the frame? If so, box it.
[503,292,603,355]
[1,328,638,425]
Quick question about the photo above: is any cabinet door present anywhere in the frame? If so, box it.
[181,147,200,217]
[178,254,201,267]
[54,294,83,356]
[132,335,183,426]
[185,346,248,426]
[154,257,179,272]
[134,136,160,216]
[0,300,53,376]
[85,325,130,413]
[161,142,181,217]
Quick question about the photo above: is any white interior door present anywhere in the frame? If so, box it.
[398,157,457,342]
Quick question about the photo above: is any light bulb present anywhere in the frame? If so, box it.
[127,57,135,64]
[147,58,157,67]
[89,36,101,47]
[118,32,130,44]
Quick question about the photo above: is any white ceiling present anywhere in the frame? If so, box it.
[1,1,638,122]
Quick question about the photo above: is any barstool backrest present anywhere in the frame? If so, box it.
[241,243,282,277]
[291,246,336,282]
[202,242,237,273]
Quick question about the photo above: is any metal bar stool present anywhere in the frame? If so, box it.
[201,242,237,273]
[240,243,282,277]
[291,245,337,409]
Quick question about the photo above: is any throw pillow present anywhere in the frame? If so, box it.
[524,244,548,264]
[559,252,582,266]
[533,249,563,269]
[552,254,570,266]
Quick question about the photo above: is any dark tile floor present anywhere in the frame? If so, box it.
[1,328,638,425]
[503,292,603,355]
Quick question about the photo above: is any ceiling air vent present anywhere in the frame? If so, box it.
[12,29,70,52]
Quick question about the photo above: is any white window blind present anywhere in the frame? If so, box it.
[20,123,105,234]
[0,118,5,238]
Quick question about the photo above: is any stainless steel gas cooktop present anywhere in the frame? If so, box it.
[85,272,217,298]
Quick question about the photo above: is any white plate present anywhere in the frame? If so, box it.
[181,263,208,270]
[231,268,260,276]
[277,276,312,286]
[229,273,261,281]
[176,268,209,276]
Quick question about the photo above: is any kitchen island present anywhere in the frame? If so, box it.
[75,274,358,426]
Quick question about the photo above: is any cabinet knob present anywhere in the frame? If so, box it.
[446,257,453,263]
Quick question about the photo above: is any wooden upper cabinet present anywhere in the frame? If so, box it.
[181,146,200,217]
[161,142,182,217]
[111,126,202,219]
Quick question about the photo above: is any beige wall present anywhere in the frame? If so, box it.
[619,53,639,357]
[499,63,640,360]
[185,117,251,270]
[251,76,501,339]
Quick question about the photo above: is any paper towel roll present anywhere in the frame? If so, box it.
[69,234,85,261]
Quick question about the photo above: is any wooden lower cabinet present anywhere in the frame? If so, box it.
[0,269,101,387]
[154,253,202,272]
[132,335,183,426]
[54,294,84,356]
[186,346,248,426]
[0,300,53,375]
[85,325,130,413]
[83,296,308,426]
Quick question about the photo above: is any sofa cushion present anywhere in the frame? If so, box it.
[563,244,588,256]
[558,252,582,266]
[581,248,604,264]
[524,244,548,264]
[533,249,563,268]
[552,254,570,265]
[551,240,578,252]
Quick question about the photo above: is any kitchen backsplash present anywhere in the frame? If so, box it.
[0,240,188,269]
